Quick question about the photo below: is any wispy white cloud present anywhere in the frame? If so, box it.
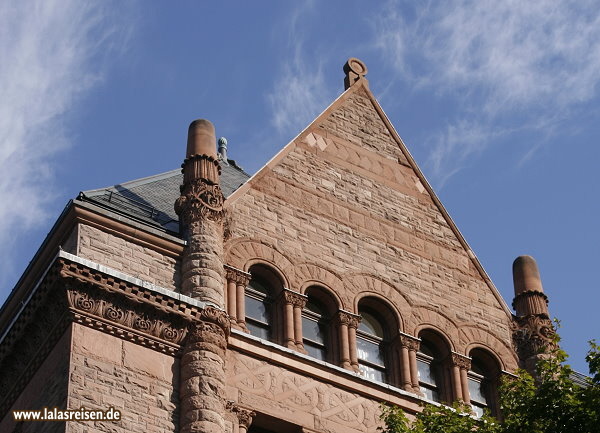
[0,0,133,284]
[267,2,332,137]
[374,0,600,184]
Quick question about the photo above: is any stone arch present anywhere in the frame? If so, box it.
[353,292,405,333]
[459,326,519,372]
[345,273,412,323]
[225,237,294,288]
[294,263,345,310]
[410,306,459,351]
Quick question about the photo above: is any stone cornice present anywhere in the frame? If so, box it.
[0,252,229,420]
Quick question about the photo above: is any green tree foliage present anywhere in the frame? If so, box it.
[380,340,600,433]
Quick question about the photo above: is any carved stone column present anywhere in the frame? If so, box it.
[337,311,361,372]
[451,352,471,403]
[281,289,307,351]
[511,255,557,378]
[398,333,420,393]
[226,401,256,433]
[180,307,230,433]
[224,265,251,329]
[175,119,226,307]
[175,119,229,433]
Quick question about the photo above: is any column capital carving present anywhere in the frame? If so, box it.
[451,352,472,370]
[398,332,421,351]
[335,310,362,329]
[226,401,256,430]
[175,175,225,224]
[224,264,251,286]
[512,314,557,362]
[281,289,308,308]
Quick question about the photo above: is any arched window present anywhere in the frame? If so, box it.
[417,341,442,402]
[245,265,283,343]
[356,310,387,383]
[245,278,272,340]
[468,349,500,417]
[302,299,328,361]
[417,330,451,403]
[301,286,338,362]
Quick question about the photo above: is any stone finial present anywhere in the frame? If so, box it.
[218,137,228,164]
[186,119,217,159]
[512,255,549,317]
[344,58,368,90]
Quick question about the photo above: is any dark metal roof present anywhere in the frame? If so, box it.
[79,160,251,235]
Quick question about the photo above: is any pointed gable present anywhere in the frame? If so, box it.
[225,64,516,368]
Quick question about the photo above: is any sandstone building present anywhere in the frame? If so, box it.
[0,58,555,432]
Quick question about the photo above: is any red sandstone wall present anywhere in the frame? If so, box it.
[66,323,179,433]
[0,328,71,433]
[225,85,517,369]
[76,224,180,291]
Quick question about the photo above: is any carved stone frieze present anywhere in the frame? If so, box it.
[512,314,557,362]
[66,287,189,353]
[175,177,225,224]
[228,352,381,431]
[451,352,472,370]
[225,265,251,287]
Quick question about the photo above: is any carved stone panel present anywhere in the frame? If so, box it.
[227,351,382,432]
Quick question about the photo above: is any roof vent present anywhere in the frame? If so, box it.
[218,137,229,165]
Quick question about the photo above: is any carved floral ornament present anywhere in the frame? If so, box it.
[282,290,308,308]
[335,310,361,328]
[451,352,472,370]
[66,288,188,349]
[512,315,557,360]
[225,265,251,286]
[226,401,256,429]
[175,178,225,223]
[399,333,421,351]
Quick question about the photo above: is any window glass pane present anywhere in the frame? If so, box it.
[421,385,439,402]
[302,316,324,344]
[357,336,384,367]
[472,405,485,418]
[468,377,487,404]
[359,363,385,383]
[304,342,326,361]
[246,321,270,340]
[305,300,324,316]
[358,311,384,337]
[417,358,436,386]
[246,295,268,323]
[249,279,269,295]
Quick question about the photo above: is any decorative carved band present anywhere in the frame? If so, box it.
[175,177,225,223]
[512,314,557,361]
[226,401,256,430]
[66,287,188,354]
[451,352,472,370]
[399,333,421,351]
[225,264,251,287]
[335,310,361,329]
[281,289,308,308]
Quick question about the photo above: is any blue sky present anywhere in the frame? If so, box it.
[1,1,598,373]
